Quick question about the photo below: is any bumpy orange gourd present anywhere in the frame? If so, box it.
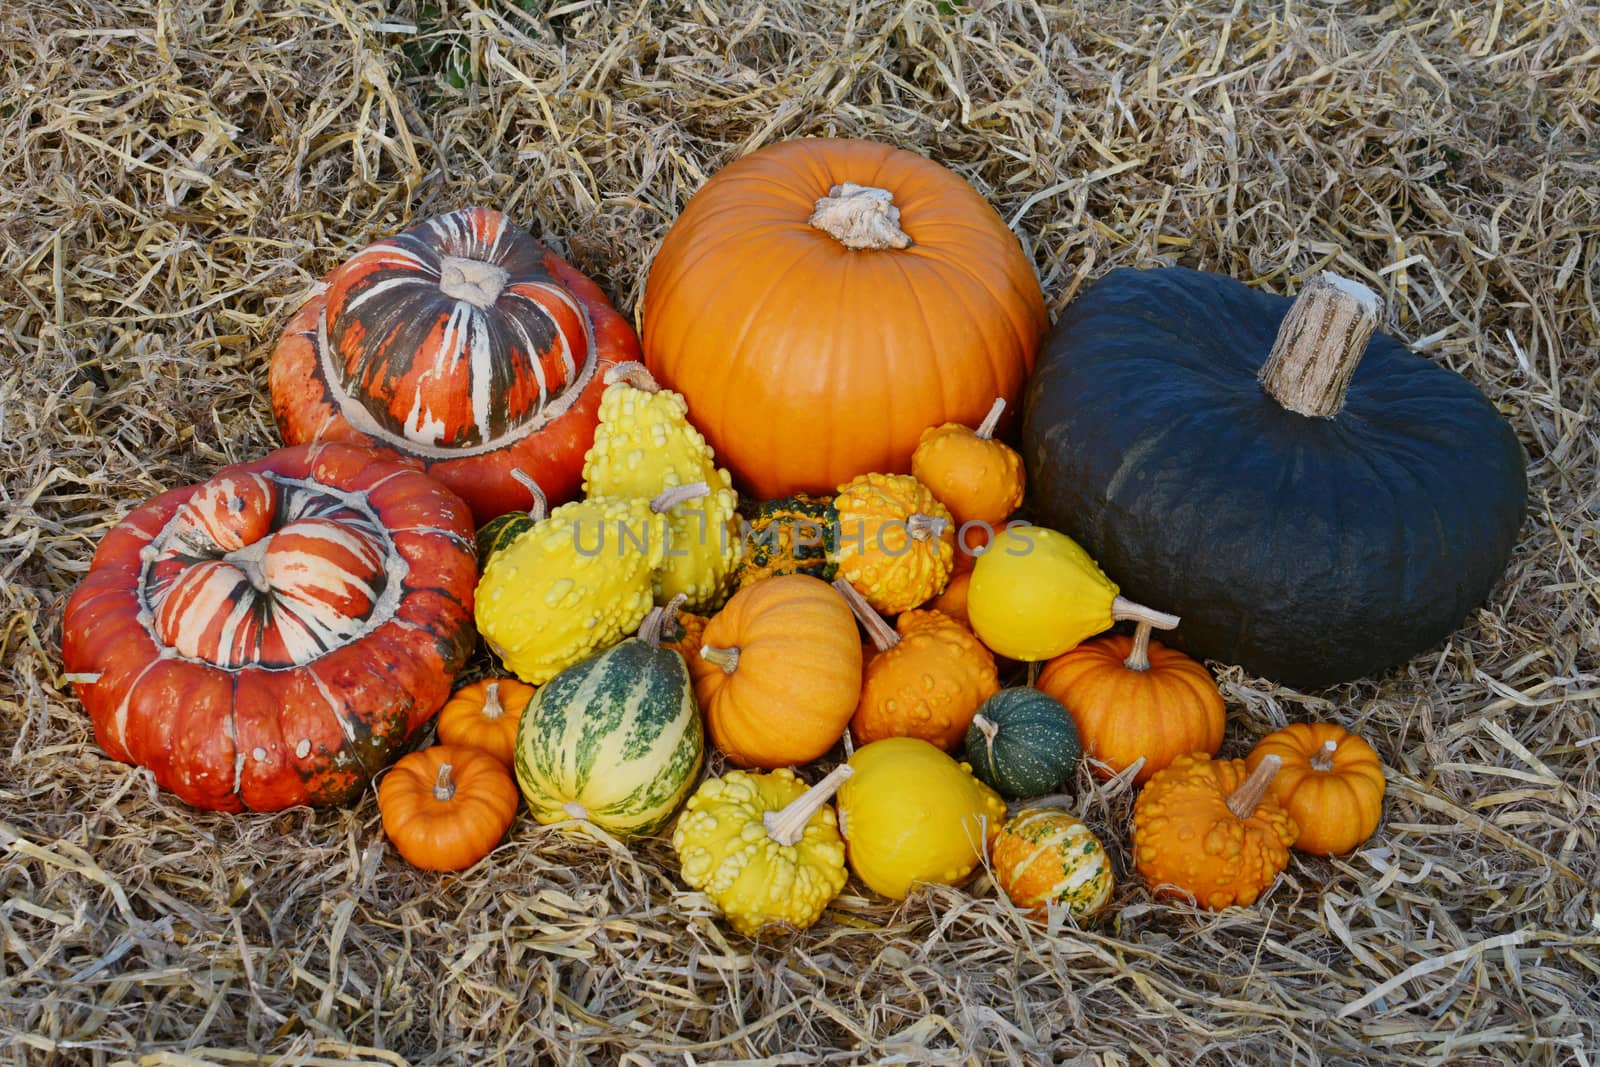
[1131,753,1298,910]
[833,473,955,615]
[696,575,864,769]
[833,580,998,751]
[1246,723,1386,855]
[641,138,1047,499]
[1037,622,1224,785]
[436,679,535,768]
[378,745,519,872]
[912,397,1025,530]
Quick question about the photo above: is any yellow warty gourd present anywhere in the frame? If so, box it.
[672,765,851,936]
[476,479,706,684]
[836,737,1006,901]
[583,363,741,612]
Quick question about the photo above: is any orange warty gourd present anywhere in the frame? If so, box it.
[833,473,955,615]
[1131,753,1298,910]
[642,138,1047,499]
[833,580,999,751]
[1246,723,1386,855]
[912,397,1026,530]
[436,678,535,768]
[1036,622,1224,785]
[378,745,519,872]
[695,575,864,769]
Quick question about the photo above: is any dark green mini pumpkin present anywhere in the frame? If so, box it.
[965,688,1081,799]
[1023,268,1527,687]
[732,493,839,591]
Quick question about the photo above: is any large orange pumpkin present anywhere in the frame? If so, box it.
[642,138,1047,498]
[60,443,478,812]
[271,206,640,523]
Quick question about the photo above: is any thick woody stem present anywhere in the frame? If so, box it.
[975,397,1006,440]
[906,514,945,543]
[1227,754,1283,820]
[433,762,457,802]
[808,183,913,250]
[1258,272,1381,418]
[1123,622,1155,672]
[508,469,549,521]
[481,682,504,721]
[763,765,855,847]
[638,594,687,649]
[651,482,709,514]
[1111,597,1179,631]
[438,256,509,309]
[831,578,900,652]
[699,645,741,674]
[1310,739,1339,772]
[602,361,661,392]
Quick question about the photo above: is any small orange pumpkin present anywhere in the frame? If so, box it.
[436,678,534,767]
[1246,723,1386,855]
[1036,622,1224,785]
[833,580,999,751]
[833,472,955,615]
[378,745,519,872]
[927,570,972,626]
[912,397,1025,531]
[1131,753,1298,910]
[696,575,864,769]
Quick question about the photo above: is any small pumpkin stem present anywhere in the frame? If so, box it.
[763,765,855,847]
[1111,597,1179,631]
[699,644,741,674]
[223,538,273,594]
[831,578,900,652]
[562,801,590,821]
[481,682,504,721]
[972,714,999,752]
[433,762,457,802]
[602,361,660,392]
[906,513,945,543]
[650,482,709,513]
[508,470,549,522]
[1226,754,1283,820]
[975,397,1006,440]
[1310,739,1339,772]
[638,594,687,649]
[1258,272,1381,418]
[438,255,509,310]
[808,183,913,251]
[1123,622,1154,673]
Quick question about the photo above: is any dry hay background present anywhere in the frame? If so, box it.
[1,0,1598,1063]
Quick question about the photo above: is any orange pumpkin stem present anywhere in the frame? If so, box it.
[975,397,1006,441]
[1226,753,1282,820]
[508,470,549,521]
[699,644,741,674]
[762,764,854,847]
[602,361,661,392]
[831,578,899,652]
[639,594,687,649]
[481,682,505,721]
[1111,597,1179,631]
[438,256,509,309]
[808,183,913,251]
[1258,272,1381,419]
[1123,622,1155,672]
[1310,738,1339,772]
[433,762,457,802]
[651,482,709,513]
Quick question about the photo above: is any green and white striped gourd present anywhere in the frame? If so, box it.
[964,688,1081,798]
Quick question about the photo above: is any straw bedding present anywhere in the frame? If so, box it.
[2,0,1597,1062]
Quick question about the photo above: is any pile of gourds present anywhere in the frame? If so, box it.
[63,134,1529,933]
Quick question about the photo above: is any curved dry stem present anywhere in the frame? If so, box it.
[508,469,549,522]
[1310,739,1339,772]
[602,361,660,392]
[433,762,456,802]
[1227,754,1282,820]
[651,482,708,513]
[481,681,504,721]
[808,183,912,250]
[638,594,687,649]
[1123,622,1154,672]
[906,513,945,543]
[1111,597,1179,631]
[975,397,1006,440]
[762,765,854,847]
[831,578,899,652]
[699,645,740,674]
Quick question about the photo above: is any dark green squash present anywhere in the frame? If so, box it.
[475,511,535,565]
[1023,267,1527,687]
[964,688,1081,799]
[731,493,839,590]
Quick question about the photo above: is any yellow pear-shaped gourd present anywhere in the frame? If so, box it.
[672,765,851,936]
[836,737,1006,900]
[476,479,705,684]
[967,525,1177,661]
[583,362,741,612]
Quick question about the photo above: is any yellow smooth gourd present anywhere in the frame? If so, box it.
[967,525,1176,661]
[836,737,1006,900]
[672,766,851,936]
[583,363,741,611]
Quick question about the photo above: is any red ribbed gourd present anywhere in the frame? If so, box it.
[60,443,478,812]
[270,206,640,523]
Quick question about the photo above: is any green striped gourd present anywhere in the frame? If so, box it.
[732,493,839,591]
[965,688,1081,798]
[513,612,703,836]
